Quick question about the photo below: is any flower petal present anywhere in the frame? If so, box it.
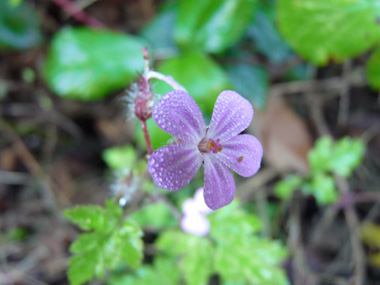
[208,90,253,142]
[152,90,206,143]
[181,213,210,236]
[203,155,235,210]
[148,142,203,190]
[216,134,263,177]
[194,188,213,215]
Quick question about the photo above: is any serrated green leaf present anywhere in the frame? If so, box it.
[305,173,339,205]
[308,136,334,174]
[107,256,180,285]
[115,221,144,269]
[0,0,42,50]
[63,205,118,232]
[153,51,232,115]
[43,27,146,101]
[277,0,380,65]
[215,235,288,284]
[155,230,213,285]
[225,64,269,109]
[367,47,380,89]
[68,248,102,285]
[67,220,143,285]
[330,137,365,177]
[209,200,262,241]
[105,199,123,220]
[175,0,258,53]
[309,136,365,177]
[274,175,303,200]
[102,145,138,171]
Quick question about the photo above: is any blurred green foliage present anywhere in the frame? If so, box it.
[43,27,147,101]
[115,201,288,285]
[0,0,42,50]
[275,136,365,205]
[277,0,380,65]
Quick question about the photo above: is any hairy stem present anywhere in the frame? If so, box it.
[141,119,153,156]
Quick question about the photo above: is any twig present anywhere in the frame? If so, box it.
[334,174,366,285]
[288,197,317,285]
[337,61,351,128]
[0,121,62,219]
[51,0,105,28]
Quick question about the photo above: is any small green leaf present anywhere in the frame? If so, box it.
[308,136,334,174]
[309,136,365,177]
[274,175,303,200]
[225,64,269,109]
[305,173,338,205]
[367,47,380,89]
[115,221,144,269]
[43,27,147,101]
[209,200,262,241]
[63,205,118,232]
[0,0,42,50]
[330,137,365,177]
[105,199,123,219]
[153,51,232,115]
[277,0,380,65]
[107,256,180,285]
[67,219,143,285]
[102,144,138,171]
[215,236,288,284]
[156,230,213,285]
[175,0,258,53]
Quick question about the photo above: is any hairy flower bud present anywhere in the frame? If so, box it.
[134,74,154,121]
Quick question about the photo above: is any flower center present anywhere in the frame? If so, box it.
[198,138,223,154]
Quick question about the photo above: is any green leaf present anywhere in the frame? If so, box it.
[367,46,380,89]
[153,51,232,115]
[330,137,365,177]
[225,64,269,109]
[43,27,146,101]
[130,203,177,228]
[175,0,258,53]
[305,173,339,205]
[107,256,180,285]
[102,144,138,171]
[277,0,380,65]
[309,136,365,177]
[246,3,293,64]
[156,230,214,285]
[63,203,119,232]
[215,235,289,284]
[308,136,334,174]
[0,0,42,50]
[68,220,143,285]
[208,200,262,241]
[274,175,303,200]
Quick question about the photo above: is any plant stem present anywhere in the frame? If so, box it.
[51,0,105,28]
[141,119,153,155]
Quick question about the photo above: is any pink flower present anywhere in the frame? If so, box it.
[148,90,263,210]
[181,188,213,236]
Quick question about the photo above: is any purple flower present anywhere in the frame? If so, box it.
[148,90,263,210]
[181,188,213,236]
